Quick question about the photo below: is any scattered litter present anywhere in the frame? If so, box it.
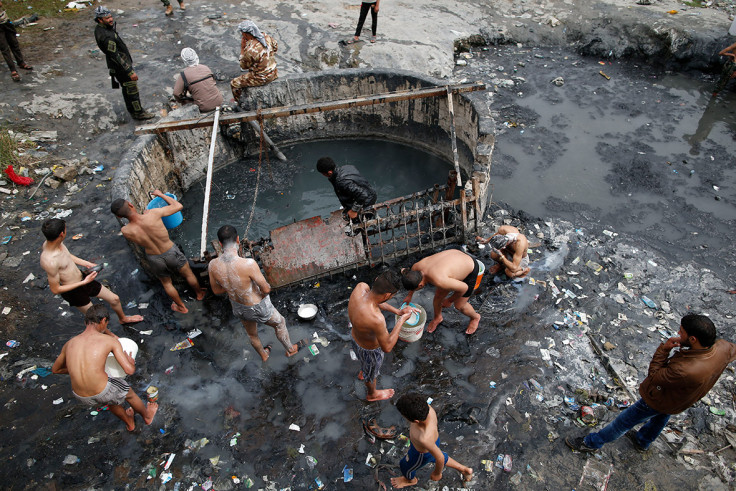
[489,381,497,388]
[503,454,513,472]
[72,234,83,240]
[1,236,11,245]
[599,71,611,80]
[427,397,434,405]
[314,477,325,489]
[306,455,317,469]
[343,465,353,482]
[160,472,172,484]
[53,397,64,405]
[139,303,149,309]
[510,471,523,485]
[130,269,139,276]
[2,307,12,316]
[163,453,175,470]
[289,423,301,431]
[230,432,241,446]
[209,456,220,466]
[32,367,51,377]
[641,296,657,309]
[23,273,35,283]
[164,366,175,374]
[710,407,726,416]
[139,330,153,336]
[551,76,564,86]
[365,452,376,467]
[308,344,320,356]
[170,338,193,351]
[6,340,18,347]
[63,455,79,465]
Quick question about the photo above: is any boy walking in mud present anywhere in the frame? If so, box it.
[40,218,143,325]
[391,392,473,488]
[111,191,205,314]
[52,305,157,431]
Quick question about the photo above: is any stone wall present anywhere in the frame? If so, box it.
[239,69,495,213]
[111,70,495,244]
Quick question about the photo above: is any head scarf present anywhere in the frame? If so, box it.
[180,47,199,67]
[94,6,112,19]
[237,20,269,51]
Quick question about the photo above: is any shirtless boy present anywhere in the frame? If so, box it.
[111,191,204,314]
[52,305,157,431]
[40,218,142,325]
[208,225,298,361]
[401,249,483,335]
[390,392,473,488]
[349,270,416,401]
[477,225,530,279]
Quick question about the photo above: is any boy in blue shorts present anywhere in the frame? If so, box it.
[391,393,473,488]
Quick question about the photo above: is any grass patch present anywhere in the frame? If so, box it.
[0,129,18,168]
[4,0,78,22]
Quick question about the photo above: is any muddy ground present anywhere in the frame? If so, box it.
[2,0,736,489]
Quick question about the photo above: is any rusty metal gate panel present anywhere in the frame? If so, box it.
[260,210,366,288]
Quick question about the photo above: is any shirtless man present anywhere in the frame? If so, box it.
[349,270,416,401]
[208,225,298,361]
[52,305,157,431]
[40,218,142,325]
[111,191,204,314]
[390,392,473,488]
[401,249,483,335]
[477,225,530,279]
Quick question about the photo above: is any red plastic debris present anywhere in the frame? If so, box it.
[4,165,34,186]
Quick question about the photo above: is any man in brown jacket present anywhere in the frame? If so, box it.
[566,313,736,453]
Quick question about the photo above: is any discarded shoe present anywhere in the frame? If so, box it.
[625,430,648,453]
[565,436,597,453]
[132,111,156,121]
[363,419,397,440]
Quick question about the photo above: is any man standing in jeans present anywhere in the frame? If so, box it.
[566,314,736,453]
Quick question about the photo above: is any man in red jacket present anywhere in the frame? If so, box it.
[566,314,736,453]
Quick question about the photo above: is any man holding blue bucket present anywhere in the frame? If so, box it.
[111,190,204,314]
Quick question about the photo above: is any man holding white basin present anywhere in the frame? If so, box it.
[209,225,299,362]
[52,305,158,432]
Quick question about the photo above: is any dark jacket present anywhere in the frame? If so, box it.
[329,165,377,212]
[95,22,134,78]
[639,339,736,414]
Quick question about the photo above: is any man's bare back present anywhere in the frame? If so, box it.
[413,249,475,289]
[208,251,265,306]
[121,211,174,255]
[62,331,129,397]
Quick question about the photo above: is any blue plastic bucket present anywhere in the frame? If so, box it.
[146,193,183,230]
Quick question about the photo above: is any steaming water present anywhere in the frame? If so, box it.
[172,139,456,252]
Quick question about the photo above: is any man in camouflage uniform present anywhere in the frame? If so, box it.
[94,6,154,121]
[230,20,278,102]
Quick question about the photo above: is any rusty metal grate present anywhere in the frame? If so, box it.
[245,173,481,288]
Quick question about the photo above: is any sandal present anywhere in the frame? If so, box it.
[363,419,397,440]
[370,35,376,43]
[11,71,20,82]
[346,37,359,44]
[18,63,33,70]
